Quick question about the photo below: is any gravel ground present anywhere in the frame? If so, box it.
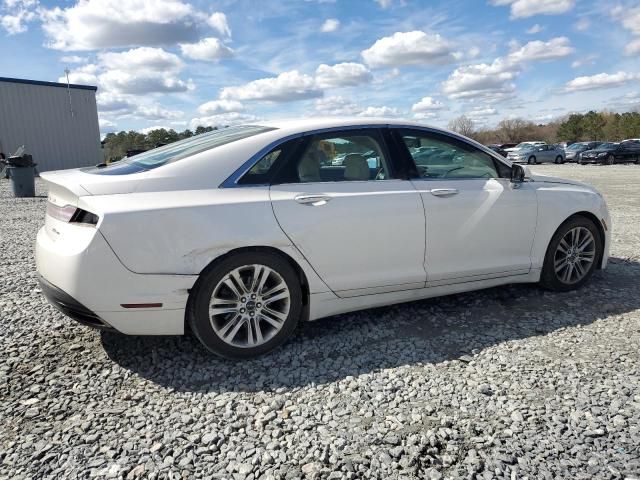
[1,164,639,480]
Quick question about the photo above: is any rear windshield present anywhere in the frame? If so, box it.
[94,125,276,173]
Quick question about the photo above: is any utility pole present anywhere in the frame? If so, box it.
[64,68,75,118]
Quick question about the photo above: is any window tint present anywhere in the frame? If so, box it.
[291,132,391,183]
[400,130,502,179]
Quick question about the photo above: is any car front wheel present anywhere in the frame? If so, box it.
[540,216,602,292]
[527,156,536,164]
[188,252,303,359]
[606,154,615,165]
[555,155,564,164]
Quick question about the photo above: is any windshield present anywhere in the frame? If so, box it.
[595,143,616,150]
[121,125,276,170]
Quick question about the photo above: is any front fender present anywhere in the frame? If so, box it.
[531,184,610,270]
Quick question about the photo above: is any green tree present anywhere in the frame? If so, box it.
[556,114,584,142]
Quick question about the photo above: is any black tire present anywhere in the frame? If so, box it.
[606,154,615,165]
[187,251,303,359]
[540,216,602,292]
[555,155,564,164]
[527,156,536,165]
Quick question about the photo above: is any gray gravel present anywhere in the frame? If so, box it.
[1,164,640,480]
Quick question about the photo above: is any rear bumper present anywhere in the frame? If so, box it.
[38,274,114,331]
[36,224,198,335]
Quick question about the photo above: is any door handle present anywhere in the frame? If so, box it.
[430,188,459,197]
[294,194,332,206]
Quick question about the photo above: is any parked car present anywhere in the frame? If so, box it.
[564,141,602,163]
[503,141,545,154]
[36,118,611,359]
[579,141,640,165]
[506,143,566,164]
[487,143,517,157]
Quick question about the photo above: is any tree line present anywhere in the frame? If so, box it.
[449,110,640,145]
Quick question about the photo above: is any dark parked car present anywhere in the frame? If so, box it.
[487,143,517,157]
[564,141,602,163]
[580,141,640,165]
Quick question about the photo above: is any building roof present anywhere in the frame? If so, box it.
[0,76,97,91]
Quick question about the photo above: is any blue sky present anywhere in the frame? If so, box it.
[1,0,639,136]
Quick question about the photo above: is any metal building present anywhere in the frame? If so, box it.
[0,77,101,172]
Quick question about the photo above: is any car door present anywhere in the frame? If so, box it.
[269,128,427,297]
[393,128,538,285]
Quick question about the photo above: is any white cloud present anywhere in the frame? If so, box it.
[98,47,183,72]
[96,92,136,113]
[189,112,259,130]
[507,37,574,63]
[442,58,518,99]
[99,117,117,133]
[565,72,640,92]
[314,63,372,88]
[62,47,193,94]
[314,97,400,117]
[375,0,393,8]
[526,24,544,34]
[61,55,86,64]
[611,6,640,55]
[220,70,321,102]
[357,105,400,117]
[411,96,445,112]
[571,54,598,69]
[134,105,183,121]
[466,107,498,118]
[1,7,35,34]
[99,69,194,94]
[321,18,340,32]
[207,12,231,38]
[179,37,234,61]
[59,64,99,85]
[574,17,590,31]
[315,96,362,116]
[361,31,455,68]
[626,39,640,57]
[441,37,573,100]
[490,0,575,19]
[40,0,202,50]
[96,92,183,120]
[197,99,244,115]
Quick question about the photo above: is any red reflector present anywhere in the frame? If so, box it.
[120,303,163,309]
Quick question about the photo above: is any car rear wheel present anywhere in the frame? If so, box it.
[540,216,602,292]
[555,155,563,164]
[188,252,302,359]
[527,156,536,164]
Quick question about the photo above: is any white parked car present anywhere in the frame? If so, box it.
[36,118,611,359]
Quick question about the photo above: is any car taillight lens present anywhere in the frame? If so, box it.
[46,202,98,225]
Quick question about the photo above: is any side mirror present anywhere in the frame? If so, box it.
[511,163,526,183]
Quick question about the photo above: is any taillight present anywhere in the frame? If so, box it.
[46,202,98,225]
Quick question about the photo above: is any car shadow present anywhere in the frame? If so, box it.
[101,257,640,393]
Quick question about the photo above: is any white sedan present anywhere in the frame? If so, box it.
[36,118,611,359]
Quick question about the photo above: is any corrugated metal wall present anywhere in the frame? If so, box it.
[0,81,101,172]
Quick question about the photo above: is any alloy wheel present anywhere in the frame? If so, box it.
[208,264,291,348]
[553,226,596,285]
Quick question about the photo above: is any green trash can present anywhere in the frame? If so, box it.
[7,166,36,197]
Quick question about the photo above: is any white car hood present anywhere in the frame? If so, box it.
[529,173,597,191]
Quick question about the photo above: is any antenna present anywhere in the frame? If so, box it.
[64,68,75,118]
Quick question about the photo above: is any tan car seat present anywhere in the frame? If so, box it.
[343,154,369,181]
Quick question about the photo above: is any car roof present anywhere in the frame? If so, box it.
[255,117,436,137]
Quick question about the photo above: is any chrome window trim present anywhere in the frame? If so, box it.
[219,124,514,188]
